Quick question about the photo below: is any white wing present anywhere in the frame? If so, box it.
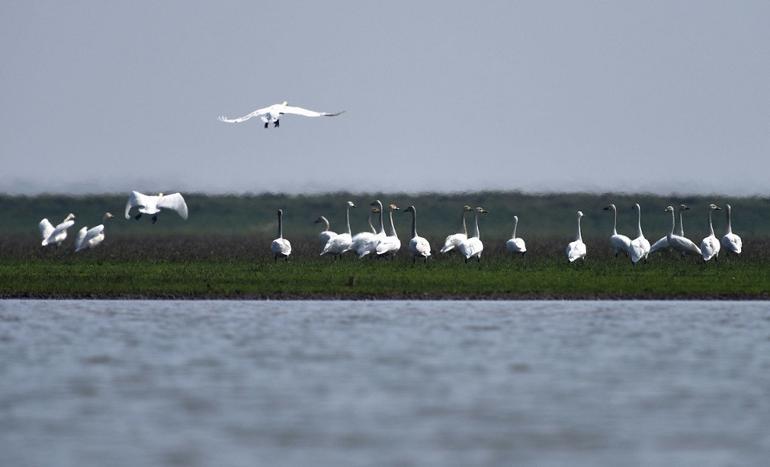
[217,106,271,123]
[279,105,345,118]
[74,226,88,251]
[440,233,466,253]
[648,236,668,254]
[567,240,587,262]
[271,238,292,256]
[721,233,742,254]
[411,236,432,257]
[125,191,152,219]
[39,219,54,241]
[157,193,189,220]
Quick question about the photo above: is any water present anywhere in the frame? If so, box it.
[1,301,769,467]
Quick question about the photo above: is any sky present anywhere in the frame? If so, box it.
[1,1,768,195]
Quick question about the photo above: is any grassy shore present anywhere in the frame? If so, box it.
[1,236,767,299]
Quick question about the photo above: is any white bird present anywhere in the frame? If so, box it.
[663,206,702,257]
[458,207,487,263]
[403,205,431,262]
[721,204,742,255]
[321,201,356,258]
[603,204,631,257]
[314,216,337,252]
[218,101,345,128]
[124,191,188,224]
[700,204,722,262]
[74,212,114,252]
[505,215,527,256]
[649,204,689,255]
[270,209,292,261]
[39,213,76,247]
[351,206,381,258]
[629,203,651,264]
[376,203,401,258]
[566,210,587,263]
[440,205,473,254]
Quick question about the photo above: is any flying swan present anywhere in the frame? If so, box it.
[75,213,114,252]
[218,101,345,128]
[124,191,189,224]
[39,213,76,247]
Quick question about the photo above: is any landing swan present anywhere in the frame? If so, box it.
[74,213,114,252]
[721,204,742,255]
[321,201,355,258]
[376,204,401,258]
[700,204,722,261]
[664,206,702,257]
[39,213,76,247]
[403,205,431,262]
[218,101,345,128]
[270,209,292,261]
[566,210,587,262]
[629,203,651,264]
[505,215,527,255]
[440,205,473,254]
[603,204,631,257]
[458,207,487,263]
[124,191,188,224]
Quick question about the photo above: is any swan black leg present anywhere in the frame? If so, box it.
[134,213,142,220]
[274,120,280,128]
[151,215,158,224]
[264,122,269,129]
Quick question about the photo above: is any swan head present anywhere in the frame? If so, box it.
[475,207,488,214]
[709,203,721,211]
[371,207,380,213]
[664,205,675,213]
[404,205,416,214]
[513,215,519,222]
[347,201,356,208]
[388,203,399,211]
[633,203,641,210]
[679,204,690,211]
[370,200,383,209]
[463,205,473,212]
[103,212,114,221]
[281,101,288,106]
[725,204,732,212]
[603,204,616,212]
[276,209,283,216]
[64,213,76,222]
[314,216,328,224]
[577,210,584,217]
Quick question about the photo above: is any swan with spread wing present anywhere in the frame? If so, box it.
[218,101,344,128]
[124,191,189,224]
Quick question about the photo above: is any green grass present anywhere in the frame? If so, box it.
[1,240,767,299]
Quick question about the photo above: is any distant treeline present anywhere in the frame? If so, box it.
[1,192,767,240]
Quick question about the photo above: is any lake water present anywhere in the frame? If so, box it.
[1,300,769,467]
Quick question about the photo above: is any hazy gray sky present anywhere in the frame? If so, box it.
[1,1,768,195]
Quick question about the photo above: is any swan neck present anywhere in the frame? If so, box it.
[389,210,397,236]
[708,209,715,236]
[473,212,480,239]
[378,206,385,234]
[726,206,733,233]
[512,218,518,238]
[576,215,582,241]
[345,206,352,235]
[368,212,376,233]
[612,207,618,235]
[636,207,643,237]
[322,217,329,231]
[461,212,467,236]
[678,210,685,236]
[277,212,283,239]
[669,209,676,237]
[410,209,418,238]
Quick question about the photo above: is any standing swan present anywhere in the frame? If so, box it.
[351,207,381,258]
[505,215,527,256]
[699,204,722,262]
[321,201,356,258]
[566,211,587,262]
[458,207,487,263]
[270,209,292,261]
[440,205,473,254]
[74,212,114,252]
[39,213,76,247]
[629,203,651,264]
[603,204,631,257]
[721,204,742,255]
[664,206,702,257]
[314,216,337,252]
[403,205,431,262]
[376,204,402,258]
